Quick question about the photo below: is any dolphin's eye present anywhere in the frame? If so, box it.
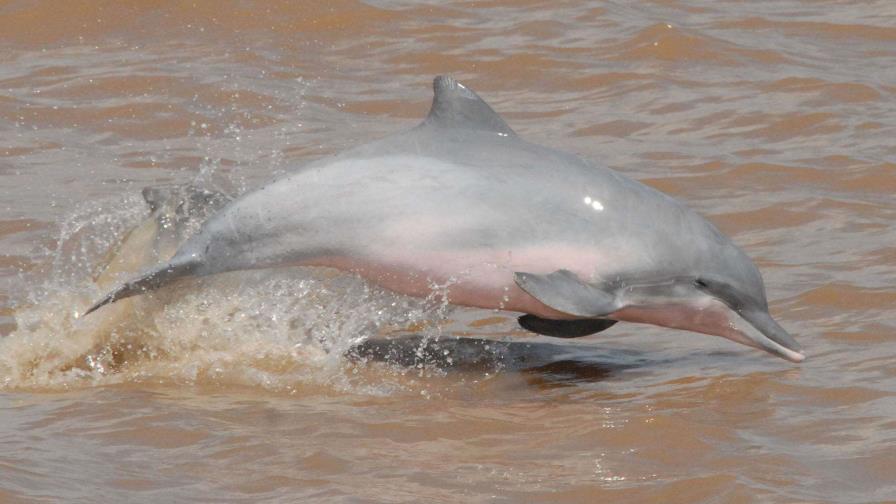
[694,278,708,289]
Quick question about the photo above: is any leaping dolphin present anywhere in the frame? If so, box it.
[84,76,805,362]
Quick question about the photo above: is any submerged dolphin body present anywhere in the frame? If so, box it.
[85,76,804,362]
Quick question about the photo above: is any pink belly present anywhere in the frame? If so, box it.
[610,299,747,343]
[300,246,603,320]
[611,303,729,330]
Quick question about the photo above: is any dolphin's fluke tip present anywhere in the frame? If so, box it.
[82,291,117,317]
[82,301,103,317]
[80,259,198,317]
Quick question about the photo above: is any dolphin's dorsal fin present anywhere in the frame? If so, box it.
[423,76,515,136]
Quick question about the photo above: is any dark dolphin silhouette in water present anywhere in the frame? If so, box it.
[85,76,804,362]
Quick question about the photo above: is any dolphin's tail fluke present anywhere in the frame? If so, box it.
[82,259,199,317]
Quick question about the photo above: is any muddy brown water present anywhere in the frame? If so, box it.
[2,1,896,502]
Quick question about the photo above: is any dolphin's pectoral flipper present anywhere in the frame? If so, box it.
[517,314,617,338]
[513,270,618,318]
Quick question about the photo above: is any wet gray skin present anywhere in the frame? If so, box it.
[85,76,804,363]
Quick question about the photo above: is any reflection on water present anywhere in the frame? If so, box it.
[2,0,896,502]
[349,334,643,383]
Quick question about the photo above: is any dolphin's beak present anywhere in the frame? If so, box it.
[732,309,805,363]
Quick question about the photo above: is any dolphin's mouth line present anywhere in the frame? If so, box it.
[741,329,805,363]
[723,310,806,362]
[735,309,805,363]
